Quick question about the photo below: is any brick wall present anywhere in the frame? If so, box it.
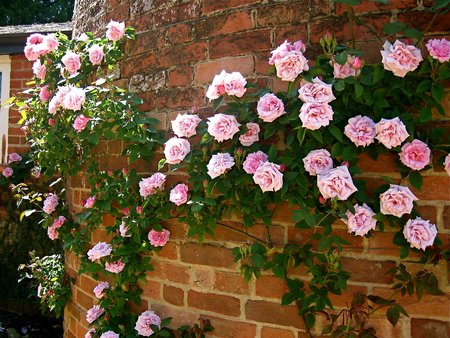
[65,1,450,337]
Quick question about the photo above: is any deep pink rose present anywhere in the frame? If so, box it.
[344,115,376,147]
[33,60,46,80]
[164,137,191,164]
[119,218,132,237]
[43,34,59,52]
[317,166,358,200]
[169,183,189,206]
[53,215,66,228]
[403,217,438,250]
[139,173,166,197]
[93,282,109,299]
[332,54,359,79]
[224,71,247,97]
[62,86,85,111]
[342,203,377,236]
[135,311,162,337]
[47,225,59,240]
[62,51,81,75]
[39,85,51,102]
[207,152,235,179]
[298,77,335,103]
[243,151,268,174]
[207,113,241,142]
[303,149,333,176]
[84,196,97,208]
[73,114,90,132]
[274,50,309,82]
[299,102,334,130]
[381,40,423,77]
[87,242,112,262]
[375,117,409,149]
[171,113,202,138]
[257,93,286,123]
[253,162,283,192]
[399,139,431,170]
[49,118,55,126]
[444,154,450,177]
[148,229,170,247]
[2,167,13,178]
[105,258,125,274]
[380,184,418,218]
[85,329,95,338]
[106,20,125,41]
[8,152,22,163]
[86,305,105,323]
[426,38,450,63]
[43,193,59,214]
[239,123,260,146]
[89,44,104,65]
[100,331,120,338]
[206,70,226,101]
[269,40,306,65]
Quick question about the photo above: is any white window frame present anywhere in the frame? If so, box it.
[0,55,11,165]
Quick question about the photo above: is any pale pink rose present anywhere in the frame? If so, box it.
[206,70,226,101]
[303,149,333,176]
[100,331,120,338]
[403,217,438,250]
[77,33,89,42]
[426,38,450,63]
[85,329,95,338]
[31,167,41,178]
[299,102,334,130]
[119,218,132,237]
[344,115,377,147]
[62,86,85,111]
[223,71,247,97]
[2,167,13,178]
[243,151,268,174]
[342,203,377,236]
[135,310,162,337]
[43,34,59,52]
[164,137,191,164]
[380,184,418,218]
[33,59,46,80]
[317,166,358,200]
[169,183,189,206]
[274,50,309,81]
[62,51,81,75]
[86,305,105,323]
[105,258,125,274]
[27,33,44,45]
[332,54,359,79]
[87,242,112,262]
[269,40,306,65]
[253,162,283,192]
[24,45,40,61]
[39,85,51,102]
[20,125,29,135]
[89,44,104,65]
[37,284,45,298]
[93,281,110,299]
[257,93,286,123]
[73,115,91,132]
[207,113,241,142]
[444,154,450,176]
[53,215,66,228]
[47,225,59,240]
[139,173,166,197]
[298,77,336,103]
[239,123,260,146]
[375,117,409,149]
[43,193,59,214]
[381,40,423,77]
[171,113,202,138]
[8,152,22,163]
[106,20,126,41]
[399,139,431,170]
[84,196,97,208]
[148,229,170,247]
[207,152,235,179]
[48,96,60,115]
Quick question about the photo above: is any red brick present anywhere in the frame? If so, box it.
[10,69,33,80]
[398,11,449,35]
[99,155,128,172]
[255,51,272,75]
[409,176,450,200]
[368,231,421,258]
[148,260,190,284]
[154,1,201,28]
[194,11,253,40]
[411,318,450,338]
[275,23,309,46]
[261,327,295,338]
[366,314,405,338]
[139,279,161,300]
[201,316,257,338]
[180,243,236,269]
[196,56,254,83]
[327,285,367,309]
[210,30,271,59]
[356,152,399,173]
[129,13,154,33]
[163,285,185,306]
[151,304,199,329]
[188,290,241,316]
[107,139,123,155]
[257,2,310,27]
[444,205,450,230]
[156,241,178,260]
[414,205,437,226]
[127,298,149,314]
[156,86,204,110]
[76,289,94,310]
[167,23,193,45]
[340,258,396,284]
[169,65,194,86]
[214,271,250,295]
[135,92,156,111]
[245,300,306,329]
[107,2,130,22]
[203,0,260,14]
[335,0,417,15]
[129,30,165,55]
[130,154,165,174]
[255,275,289,300]
[159,42,207,67]
[120,53,157,78]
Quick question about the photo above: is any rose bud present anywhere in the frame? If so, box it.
[319,196,327,204]
[352,57,362,70]
[123,208,130,215]
[137,206,143,214]
[342,161,350,168]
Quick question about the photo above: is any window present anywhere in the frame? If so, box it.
[0,55,11,164]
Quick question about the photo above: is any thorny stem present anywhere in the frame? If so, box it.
[216,221,267,244]
[347,4,356,50]
[301,213,330,248]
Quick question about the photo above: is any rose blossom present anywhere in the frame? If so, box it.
[135,310,162,337]
[381,40,423,77]
[164,137,191,164]
[139,173,166,197]
[303,149,333,176]
[299,102,334,130]
[86,305,105,323]
[43,193,59,214]
[8,152,22,163]
[332,54,359,79]
[207,113,241,142]
[243,151,268,174]
[73,115,91,132]
[380,184,418,218]
[223,71,247,97]
[31,166,41,178]
[171,113,202,138]
[403,217,438,250]
[375,117,409,149]
[93,281,110,299]
[298,77,336,103]
[169,183,189,206]
[32,59,46,80]
[87,242,112,262]
[27,33,44,45]
[444,154,450,176]
[206,152,235,179]
[47,225,59,240]
[206,70,226,101]
[37,284,45,298]
[274,50,309,82]
[105,258,125,274]
[85,329,95,338]
[2,167,13,178]
[317,166,358,200]
[77,33,89,42]
[257,93,286,123]
[61,51,81,75]
[342,204,377,236]
[24,45,40,61]
[39,85,51,102]
[49,119,55,126]
[253,162,283,192]
[84,196,97,208]
[399,139,431,170]
[426,38,450,63]
[269,40,306,65]
[148,229,170,247]
[239,123,260,146]
[62,86,85,111]
[89,44,104,65]
[43,34,59,52]
[119,218,132,237]
[106,20,125,41]
[344,115,377,147]
[100,331,120,338]
[53,215,66,228]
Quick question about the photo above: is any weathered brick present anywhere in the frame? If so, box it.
[335,0,417,15]
[163,285,185,306]
[201,315,257,338]
[180,243,236,269]
[257,2,310,27]
[194,11,253,40]
[213,271,250,295]
[107,2,130,22]
[203,0,260,14]
[398,10,450,35]
[169,65,194,86]
[151,304,199,329]
[196,56,254,83]
[138,279,161,300]
[129,30,165,55]
[147,260,191,284]
[261,327,295,338]
[167,23,193,44]
[255,275,289,299]
[159,42,207,67]
[275,23,309,46]
[245,300,306,329]
[340,258,396,284]
[120,53,157,78]
[411,318,450,338]
[129,71,166,93]
[154,1,201,28]
[129,13,154,33]
[366,314,405,338]
[444,205,450,230]
[410,176,450,200]
[188,290,241,316]
[156,86,204,110]
[210,30,271,59]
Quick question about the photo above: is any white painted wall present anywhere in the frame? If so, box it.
[0,55,11,165]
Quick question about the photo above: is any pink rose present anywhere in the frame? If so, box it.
[207,152,235,179]
[84,196,97,208]
[119,218,132,237]
[32,59,46,80]
[106,20,125,41]
[89,44,104,65]
[257,93,286,123]
[73,115,91,132]
[269,40,306,65]
[139,173,166,197]
[37,284,45,298]
[332,54,359,79]
[43,193,59,214]
[61,51,81,75]
[444,154,450,177]
[380,184,418,217]
[298,77,335,103]
[87,242,112,262]
[53,215,66,228]
[239,123,260,146]
[77,33,89,42]
[27,33,44,45]
[24,45,40,61]
[85,329,95,338]
[381,40,423,77]
[2,167,13,178]
[31,167,41,178]
[299,102,334,130]
[224,71,247,97]
[8,152,22,163]
[375,117,409,149]
[135,310,162,337]
[43,34,59,52]
[207,113,241,142]
[47,225,59,240]
[48,96,60,115]
[274,50,309,81]
[399,139,431,170]
[148,229,170,247]
[105,258,125,274]
[253,162,283,192]
[164,137,191,164]
[39,85,51,102]
[403,217,438,250]
[171,113,202,138]
[62,86,85,111]
[426,38,450,63]
[49,118,55,126]
[169,183,189,206]
[100,331,120,338]
[206,70,226,101]
[344,115,377,147]
[93,281,110,299]
[342,203,377,236]
[303,149,333,176]
[243,151,268,174]
[86,305,105,323]
[317,166,358,200]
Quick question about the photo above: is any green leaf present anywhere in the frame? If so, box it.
[355,83,364,97]
[213,96,225,112]
[331,142,344,157]
[305,313,316,328]
[431,82,445,102]
[383,22,406,35]
[318,236,333,250]
[342,146,357,161]
[387,307,400,327]
[251,254,265,268]
[86,263,102,273]
[420,107,432,123]
[281,292,296,305]
[416,80,432,93]
[204,198,217,206]
[322,324,333,335]
[328,125,343,142]
[403,28,423,40]
[438,67,450,80]
[335,52,348,66]
[399,246,409,259]
[409,171,423,191]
